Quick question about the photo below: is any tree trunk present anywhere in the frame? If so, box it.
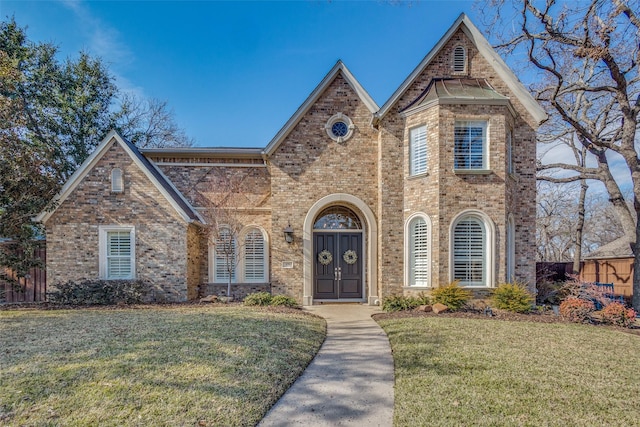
[573,180,587,274]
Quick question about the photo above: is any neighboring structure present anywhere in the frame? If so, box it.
[581,236,634,297]
[36,14,546,304]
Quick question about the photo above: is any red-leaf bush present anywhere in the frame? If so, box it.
[559,297,595,323]
[600,302,637,328]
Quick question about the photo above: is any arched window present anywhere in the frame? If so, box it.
[453,45,466,73]
[314,206,362,230]
[243,227,268,283]
[406,214,431,287]
[213,227,236,283]
[111,168,123,192]
[451,211,495,287]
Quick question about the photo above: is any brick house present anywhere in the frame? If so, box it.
[36,14,545,304]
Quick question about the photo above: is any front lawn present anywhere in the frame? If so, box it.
[0,305,325,426]
[377,316,640,426]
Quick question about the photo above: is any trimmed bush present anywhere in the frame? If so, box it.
[559,297,595,323]
[431,282,472,311]
[600,302,637,328]
[491,283,534,313]
[47,279,151,305]
[270,295,299,308]
[382,294,430,312]
[243,292,272,306]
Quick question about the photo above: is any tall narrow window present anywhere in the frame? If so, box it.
[99,226,135,280]
[244,228,266,282]
[410,125,428,176]
[111,168,123,192]
[409,217,430,286]
[214,228,236,283]
[454,121,487,170]
[506,216,515,281]
[506,130,514,174]
[453,46,466,73]
[453,218,486,286]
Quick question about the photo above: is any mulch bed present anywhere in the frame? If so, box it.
[372,307,640,336]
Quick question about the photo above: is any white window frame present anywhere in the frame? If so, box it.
[404,213,432,287]
[409,125,428,176]
[242,226,269,283]
[99,226,135,280]
[454,120,489,172]
[111,168,123,193]
[449,210,495,288]
[209,226,269,284]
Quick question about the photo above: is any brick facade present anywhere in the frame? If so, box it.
[40,15,542,304]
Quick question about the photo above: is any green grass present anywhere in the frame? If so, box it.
[0,306,326,426]
[377,317,640,427]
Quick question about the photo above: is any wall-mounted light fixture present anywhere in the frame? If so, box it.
[283,224,294,244]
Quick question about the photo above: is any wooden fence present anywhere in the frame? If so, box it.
[0,242,46,303]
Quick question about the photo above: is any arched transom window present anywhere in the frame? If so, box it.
[314,206,362,230]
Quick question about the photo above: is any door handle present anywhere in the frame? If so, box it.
[334,267,338,281]
[337,267,342,281]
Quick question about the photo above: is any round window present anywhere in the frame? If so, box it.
[325,113,354,143]
[331,121,349,138]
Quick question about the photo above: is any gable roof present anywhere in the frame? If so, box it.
[34,130,205,225]
[374,13,547,125]
[262,60,379,156]
[585,236,634,260]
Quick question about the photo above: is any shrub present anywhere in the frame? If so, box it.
[559,297,595,323]
[431,282,472,311]
[243,292,272,306]
[491,283,534,313]
[382,294,430,312]
[47,279,150,305]
[600,302,637,328]
[270,295,300,308]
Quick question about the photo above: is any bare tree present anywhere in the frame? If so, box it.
[116,94,193,148]
[485,0,640,309]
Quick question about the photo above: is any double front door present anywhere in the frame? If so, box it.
[313,232,363,299]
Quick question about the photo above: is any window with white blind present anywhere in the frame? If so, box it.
[214,228,236,283]
[210,226,269,283]
[244,228,267,282]
[410,125,427,176]
[111,168,123,192]
[452,217,486,287]
[409,216,430,286]
[454,121,487,170]
[99,226,135,280]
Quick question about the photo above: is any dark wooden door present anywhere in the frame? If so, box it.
[313,232,363,299]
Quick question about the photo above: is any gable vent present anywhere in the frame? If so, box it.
[453,46,466,73]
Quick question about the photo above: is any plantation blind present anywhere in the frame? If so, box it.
[244,229,265,282]
[106,231,132,279]
[410,125,428,176]
[410,217,429,286]
[214,228,236,283]
[453,218,485,286]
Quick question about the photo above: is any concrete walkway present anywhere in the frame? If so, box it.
[259,304,394,427]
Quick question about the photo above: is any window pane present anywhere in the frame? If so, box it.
[410,218,429,286]
[244,229,265,281]
[410,126,427,176]
[106,231,132,279]
[314,206,361,229]
[453,218,485,286]
[454,121,486,170]
[215,228,236,282]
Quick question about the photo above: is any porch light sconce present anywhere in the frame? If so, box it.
[283,224,294,244]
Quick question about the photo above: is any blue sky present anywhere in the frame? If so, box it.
[2,0,487,148]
